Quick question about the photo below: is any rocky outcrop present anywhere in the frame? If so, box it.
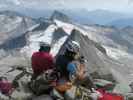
[52,27,68,45]
[0,33,27,50]
[32,20,53,31]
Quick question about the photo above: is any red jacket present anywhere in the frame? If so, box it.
[32,51,54,76]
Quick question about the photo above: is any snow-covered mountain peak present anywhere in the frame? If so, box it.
[50,10,71,23]
[54,19,74,34]
[0,15,22,33]
[21,22,70,57]
[54,19,95,39]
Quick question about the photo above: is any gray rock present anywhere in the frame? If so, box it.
[32,95,53,100]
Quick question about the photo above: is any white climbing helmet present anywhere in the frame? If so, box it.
[66,41,80,53]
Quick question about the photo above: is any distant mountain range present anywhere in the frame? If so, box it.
[108,18,133,27]
[0,10,133,53]
[60,9,133,27]
[4,9,133,27]
[60,9,127,25]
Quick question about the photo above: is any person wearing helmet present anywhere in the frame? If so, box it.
[53,41,97,100]
[55,41,81,81]
[65,41,84,80]
[66,41,95,88]
[30,42,56,95]
[55,41,93,92]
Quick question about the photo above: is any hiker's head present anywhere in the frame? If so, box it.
[65,41,80,60]
[39,42,51,52]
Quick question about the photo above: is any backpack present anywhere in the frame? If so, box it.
[0,77,13,96]
[98,89,124,100]
[55,55,72,80]
[29,69,58,95]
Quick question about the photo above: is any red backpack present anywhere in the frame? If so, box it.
[98,89,124,100]
[0,77,13,95]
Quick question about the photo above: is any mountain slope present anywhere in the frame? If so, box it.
[82,24,133,54]
[0,10,37,45]
[21,21,70,57]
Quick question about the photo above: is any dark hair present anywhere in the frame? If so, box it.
[39,46,51,52]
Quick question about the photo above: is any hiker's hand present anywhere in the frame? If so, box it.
[77,72,85,80]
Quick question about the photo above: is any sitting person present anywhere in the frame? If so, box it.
[30,42,56,95]
[55,41,96,94]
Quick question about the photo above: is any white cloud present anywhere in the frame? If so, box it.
[0,4,7,8]
[18,0,130,11]
[19,0,66,9]
[128,0,133,4]
[0,0,132,12]
[0,0,21,6]
[12,0,21,5]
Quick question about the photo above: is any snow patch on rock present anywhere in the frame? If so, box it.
[103,45,133,60]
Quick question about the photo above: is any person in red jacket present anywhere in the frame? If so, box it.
[30,42,55,95]
[31,42,54,78]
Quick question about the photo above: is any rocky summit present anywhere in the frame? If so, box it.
[0,10,133,99]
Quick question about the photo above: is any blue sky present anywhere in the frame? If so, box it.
[0,0,133,13]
